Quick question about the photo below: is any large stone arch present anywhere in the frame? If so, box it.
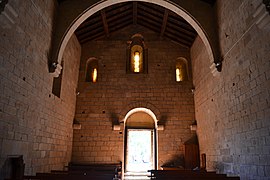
[49,0,221,76]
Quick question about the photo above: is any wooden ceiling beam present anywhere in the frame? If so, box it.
[160,9,168,37]
[133,2,137,25]
[137,10,163,24]
[139,2,164,14]
[110,20,133,33]
[137,14,161,29]
[165,28,194,43]
[138,19,161,32]
[108,14,132,26]
[107,9,132,24]
[105,3,133,18]
[80,32,105,44]
[75,21,103,36]
[166,22,197,38]
[100,10,109,37]
[164,33,191,48]
[137,4,163,19]
[105,2,130,15]
[76,15,101,30]
[168,15,196,33]
[77,27,104,40]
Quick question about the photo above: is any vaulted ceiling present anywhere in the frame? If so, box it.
[57,0,216,48]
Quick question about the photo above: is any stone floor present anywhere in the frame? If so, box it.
[123,172,151,180]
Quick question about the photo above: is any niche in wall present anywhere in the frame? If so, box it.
[126,34,148,74]
[176,57,189,82]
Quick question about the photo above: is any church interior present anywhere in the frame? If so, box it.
[0,0,270,179]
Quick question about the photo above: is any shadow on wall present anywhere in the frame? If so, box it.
[0,155,25,180]
[213,161,233,175]
[110,112,120,128]
[158,115,168,127]
[161,154,185,169]
[213,161,225,174]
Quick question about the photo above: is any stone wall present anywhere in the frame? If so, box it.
[72,25,196,168]
[0,0,81,178]
[191,0,270,179]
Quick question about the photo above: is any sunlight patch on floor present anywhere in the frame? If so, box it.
[124,172,151,180]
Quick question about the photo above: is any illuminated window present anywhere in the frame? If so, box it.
[86,58,98,83]
[133,51,140,72]
[176,57,188,82]
[92,68,97,83]
[127,34,147,74]
[176,68,181,82]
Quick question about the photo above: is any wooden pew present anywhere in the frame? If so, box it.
[68,162,121,178]
[34,172,115,180]
[24,172,117,180]
[23,162,122,180]
[68,163,121,173]
[148,170,240,180]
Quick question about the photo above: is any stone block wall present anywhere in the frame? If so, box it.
[191,0,270,179]
[72,26,196,168]
[0,0,81,177]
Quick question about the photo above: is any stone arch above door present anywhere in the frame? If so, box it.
[119,102,161,124]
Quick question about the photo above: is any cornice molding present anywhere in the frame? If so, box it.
[0,0,18,29]
[253,1,270,30]
[0,0,8,13]
[263,0,270,14]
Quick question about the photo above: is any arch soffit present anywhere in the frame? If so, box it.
[86,57,98,64]
[119,102,161,123]
[51,0,220,73]
[124,108,158,128]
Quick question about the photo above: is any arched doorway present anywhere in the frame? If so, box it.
[124,108,158,173]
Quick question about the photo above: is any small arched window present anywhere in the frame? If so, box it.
[176,57,189,82]
[86,58,98,83]
[127,34,148,74]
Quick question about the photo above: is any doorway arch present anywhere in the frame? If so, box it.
[123,108,158,172]
[51,0,220,76]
